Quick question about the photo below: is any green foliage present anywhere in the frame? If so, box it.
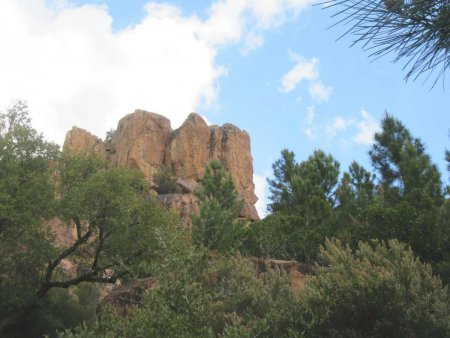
[0,101,60,334]
[0,103,188,336]
[302,238,450,337]
[268,149,339,222]
[244,213,327,263]
[251,150,340,262]
[59,252,305,338]
[370,114,443,209]
[366,115,446,262]
[193,161,245,254]
[15,283,99,338]
[153,165,180,194]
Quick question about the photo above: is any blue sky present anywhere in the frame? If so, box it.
[1,0,448,216]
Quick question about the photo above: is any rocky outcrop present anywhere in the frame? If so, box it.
[165,113,258,219]
[209,124,258,220]
[165,113,210,181]
[63,127,105,154]
[63,109,259,222]
[109,110,172,180]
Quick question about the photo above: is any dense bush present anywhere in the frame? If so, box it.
[59,252,306,338]
[303,239,450,337]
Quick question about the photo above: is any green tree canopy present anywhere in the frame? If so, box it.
[303,238,450,337]
[0,103,184,336]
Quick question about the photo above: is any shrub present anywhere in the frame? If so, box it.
[303,238,450,337]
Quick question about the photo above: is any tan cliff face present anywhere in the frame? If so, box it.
[63,109,259,222]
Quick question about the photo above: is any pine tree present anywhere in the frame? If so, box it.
[322,0,450,86]
[192,160,245,253]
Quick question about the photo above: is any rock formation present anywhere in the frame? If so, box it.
[109,110,172,179]
[63,109,259,223]
[64,127,105,155]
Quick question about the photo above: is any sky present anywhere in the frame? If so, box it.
[1,0,449,217]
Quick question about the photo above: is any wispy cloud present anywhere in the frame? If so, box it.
[309,81,333,102]
[280,56,319,93]
[302,105,317,140]
[280,51,332,103]
[353,109,380,145]
[241,31,265,55]
[302,106,380,148]
[326,116,354,138]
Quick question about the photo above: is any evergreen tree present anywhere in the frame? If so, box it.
[367,114,445,262]
[267,149,298,213]
[370,114,443,208]
[192,161,245,253]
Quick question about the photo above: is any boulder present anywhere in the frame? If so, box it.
[109,110,172,180]
[165,113,210,181]
[63,126,105,155]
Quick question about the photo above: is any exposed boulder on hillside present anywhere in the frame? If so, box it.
[165,113,210,181]
[63,126,105,154]
[63,109,259,222]
[109,110,173,180]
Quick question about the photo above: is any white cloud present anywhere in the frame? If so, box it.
[302,105,316,140]
[304,127,315,140]
[280,55,319,92]
[241,31,265,56]
[280,51,332,102]
[0,0,313,145]
[353,109,380,145]
[254,173,269,218]
[326,116,354,138]
[306,104,315,124]
[309,81,333,102]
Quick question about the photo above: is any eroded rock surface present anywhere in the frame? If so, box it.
[109,110,172,180]
[63,127,105,154]
[63,110,259,223]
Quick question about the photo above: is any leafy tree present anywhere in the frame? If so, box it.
[303,238,450,337]
[0,101,60,335]
[322,0,450,85]
[193,161,245,254]
[0,103,183,336]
